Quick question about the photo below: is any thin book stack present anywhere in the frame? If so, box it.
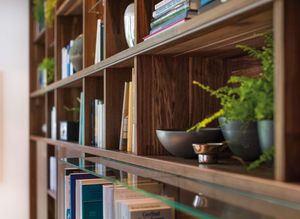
[144,0,199,40]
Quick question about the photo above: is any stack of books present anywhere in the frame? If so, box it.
[144,0,199,40]
[64,169,173,219]
[62,40,75,79]
[91,99,105,148]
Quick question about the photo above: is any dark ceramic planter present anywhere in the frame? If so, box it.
[257,120,274,152]
[156,128,224,158]
[218,117,261,161]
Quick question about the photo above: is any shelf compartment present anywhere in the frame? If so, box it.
[61,156,300,219]
[56,0,83,16]
[30,136,300,204]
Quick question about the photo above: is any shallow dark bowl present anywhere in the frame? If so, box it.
[156,128,224,158]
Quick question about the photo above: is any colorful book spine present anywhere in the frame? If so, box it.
[150,3,190,29]
[127,82,133,153]
[81,184,103,219]
[150,10,192,34]
[154,0,186,15]
[153,0,187,19]
[70,174,97,219]
[155,0,174,10]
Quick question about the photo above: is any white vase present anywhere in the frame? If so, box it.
[124,3,135,48]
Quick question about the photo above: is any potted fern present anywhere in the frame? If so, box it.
[238,34,274,153]
[189,33,274,162]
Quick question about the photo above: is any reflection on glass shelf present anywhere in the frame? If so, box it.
[61,157,300,219]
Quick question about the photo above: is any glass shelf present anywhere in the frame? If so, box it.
[61,157,300,219]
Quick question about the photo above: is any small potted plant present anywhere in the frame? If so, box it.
[189,33,274,162]
[38,57,54,88]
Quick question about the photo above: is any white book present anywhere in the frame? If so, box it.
[155,0,172,10]
[97,101,104,148]
[69,40,74,75]
[95,19,101,64]
[51,107,56,139]
[61,47,67,79]
[94,99,99,146]
[49,157,57,192]
[103,185,114,219]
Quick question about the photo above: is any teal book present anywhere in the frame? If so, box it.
[82,184,103,219]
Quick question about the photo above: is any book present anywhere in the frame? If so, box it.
[70,173,97,219]
[95,19,104,64]
[65,169,82,219]
[144,19,187,41]
[127,82,133,153]
[51,106,57,139]
[75,178,110,219]
[78,92,85,145]
[154,0,198,15]
[49,156,57,192]
[153,0,199,19]
[119,82,129,151]
[154,0,173,10]
[103,185,114,219]
[150,9,195,34]
[132,68,137,154]
[91,100,95,145]
[151,6,197,29]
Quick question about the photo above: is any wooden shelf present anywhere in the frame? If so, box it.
[30,135,300,203]
[47,190,56,200]
[56,0,83,16]
[34,28,45,44]
[30,0,272,98]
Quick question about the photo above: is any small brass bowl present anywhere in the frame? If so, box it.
[193,143,226,164]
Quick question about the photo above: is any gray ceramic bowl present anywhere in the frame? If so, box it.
[156,128,224,158]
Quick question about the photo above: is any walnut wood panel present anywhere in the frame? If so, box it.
[104,0,133,58]
[46,26,55,58]
[135,0,160,43]
[275,0,300,182]
[56,0,83,16]
[136,56,190,155]
[29,141,37,219]
[55,16,83,80]
[36,141,48,219]
[83,76,104,146]
[104,68,132,149]
[30,96,46,136]
[83,0,104,68]
[189,57,229,127]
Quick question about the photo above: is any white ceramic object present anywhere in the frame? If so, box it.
[124,3,135,48]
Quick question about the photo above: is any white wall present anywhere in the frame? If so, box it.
[0,0,29,219]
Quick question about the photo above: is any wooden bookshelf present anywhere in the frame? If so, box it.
[29,0,300,218]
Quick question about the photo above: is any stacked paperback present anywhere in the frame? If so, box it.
[64,169,174,219]
[144,0,199,40]
[91,99,105,148]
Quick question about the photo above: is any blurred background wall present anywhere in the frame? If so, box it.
[0,0,29,218]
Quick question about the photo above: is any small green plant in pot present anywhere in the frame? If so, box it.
[38,57,55,86]
[238,34,274,153]
[188,33,274,163]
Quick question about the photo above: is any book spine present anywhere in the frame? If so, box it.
[153,0,187,19]
[127,82,133,153]
[154,0,185,14]
[150,11,189,34]
[155,0,173,10]
[91,100,95,146]
[151,4,189,29]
